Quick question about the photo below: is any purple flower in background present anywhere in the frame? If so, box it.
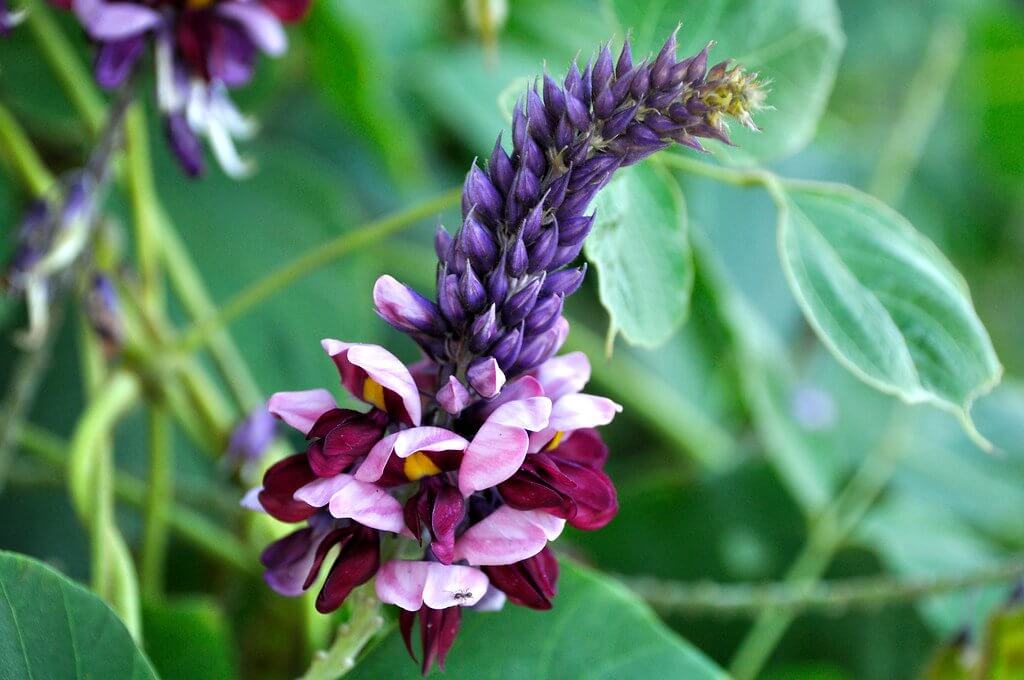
[0,0,25,35]
[244,29,763,675]
[226,405,277,469]
[84,272,125,355]
[55,0,309,177]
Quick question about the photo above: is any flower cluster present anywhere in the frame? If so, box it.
[56,0,310,177]
[244,31,763,674]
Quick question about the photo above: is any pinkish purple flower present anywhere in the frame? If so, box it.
[0,0,25,34]
[54,0,309,177]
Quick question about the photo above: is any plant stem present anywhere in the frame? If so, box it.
[23,0,105,134]
[298,586,385,680]
[177,186,463,354]
[868,16,965,205]
[123,102,164,309]
[140,409,172,599]
[16,424,258,575]
[628,556,1024,617]
[0,101,54,195]
[728,419,910,680]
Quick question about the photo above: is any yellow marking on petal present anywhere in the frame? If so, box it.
[544,431,565,451]
[362,378,386,411]
[404,452,442,481]
[187,0,216,9]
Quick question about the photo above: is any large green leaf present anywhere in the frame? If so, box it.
[0,551,156,679]
[587,162,693,347]
[611,0,845,163]
[776,181,1002,446]
[348,562,726,679]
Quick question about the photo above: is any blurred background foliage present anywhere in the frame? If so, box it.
[1,0,1024,678]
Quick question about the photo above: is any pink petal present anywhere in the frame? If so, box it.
[355,427,468,483]
[532,352,591,401]
[475,375,543,420]
[217,2,287,55]
[452,507,565,566]
[328,478,406,534]
[467,357,505,398]
[292,474,351,508]
[529,394,622,452]
[376,561,488,611]
[458,397,552,496]
[73,0,162,41]
[267,389,337,435]
[372,275,443,335]
[322,339,422,426]
[437,376,471,414]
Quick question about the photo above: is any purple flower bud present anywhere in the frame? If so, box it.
[543,74,566,119]
[164,113,204,177]
[459,214,498,270]
[437,376,471,414]
[643,111,682,135]
[487,266,510,305]
[687,42,711,81]
[558,214,593,246]
[84,273,124,353]
[467,356,505,398]
[462,164,502,223]
[468,304,498,352]
[490,324,523,369]
[580,62,593,106]
[610,71,635,106]
[554,116,573,150]
[521,202,544,242]
[438,274,465,326]
[564,93,591,130]
[528,224,558,272]
[549,240,585,269]
[374,275,445,335]
[227,406,277,466]
[602,104,639,139]
[524,293,564,334]
[511,330,556,373]
[488,133,514,194]
[630,62,651,100]
[435,224,454,264]
[507,237,528,278]
[616,40,633,77]
[545,171,571,212]
[564,60,583,98]
[542,265,586,297]
[593,87,616,119]
[503,277,542,326]
[651,27,679,88]
[512,166,540,208]
[592,45,613,95]
[526,89,552,145]
[459,263,487,313]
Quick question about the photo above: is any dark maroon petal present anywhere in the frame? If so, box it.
[398,608,417,662]
[308,412,386,477]
[315,528,380,613]
[435,606,462,671]
[483,547,559,610]
[259,453,317,522]
[94,37,146,89]
[553,428,608,468]
[207,20,256,87]
[499,472,572,517]
[301,527,353,590]
[416,606,462,675]
[429,486,464,564]
[559,463,617,530]
[261,0,310,22]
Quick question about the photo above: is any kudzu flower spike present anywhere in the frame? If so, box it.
[244,30,763,674]
[54,0,310,177]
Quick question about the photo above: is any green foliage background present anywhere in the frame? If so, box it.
[1,0,1023,678]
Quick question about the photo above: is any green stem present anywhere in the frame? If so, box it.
[177,186,463,354]
[24,0,105,134]
[628,555,1024,617]
[868,16,965,205]
[140,409,172,599]
[299,586,385,680]
[123,103,164,309]
[728,419,910,680]
[16,424,258,575]
[0,101,54,195]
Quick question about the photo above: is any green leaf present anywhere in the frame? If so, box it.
[143,598,238,680]
[611,0,845,163]
[775,181,1002,447]
[587,162,693,348]
[0,550,156,679]
[347,562,726,679]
